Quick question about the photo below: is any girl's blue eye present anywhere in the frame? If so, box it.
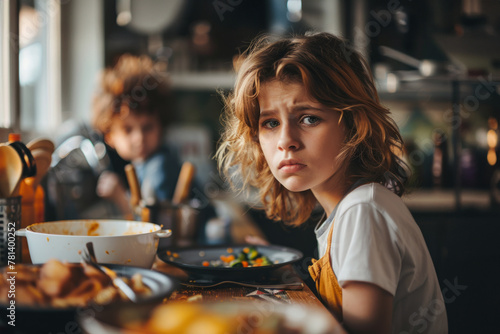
[302,115,320,125]
[262,119,280,129]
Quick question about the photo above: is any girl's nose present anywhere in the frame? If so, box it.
[277,124,300,151]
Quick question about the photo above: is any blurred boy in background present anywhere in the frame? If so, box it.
[91,54,181,216]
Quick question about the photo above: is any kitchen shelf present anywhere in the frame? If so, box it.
[170,71,236,91]
[377,75,499,101]
[403,189,492,212]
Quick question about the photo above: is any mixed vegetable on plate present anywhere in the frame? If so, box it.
[201,246,273,268]
[159,244,303,282]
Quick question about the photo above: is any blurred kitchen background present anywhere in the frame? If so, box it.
[1,0,500,332]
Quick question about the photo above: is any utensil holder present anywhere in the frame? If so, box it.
[0,196,22,266]
[145,201,199,249]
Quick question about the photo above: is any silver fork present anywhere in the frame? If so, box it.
[79,242,138,302]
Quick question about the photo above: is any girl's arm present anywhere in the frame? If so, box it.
[342,281,393,334]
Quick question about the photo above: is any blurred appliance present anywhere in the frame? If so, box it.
[116,0,186,34]
[44,121,117,220]
[115,0,187,55]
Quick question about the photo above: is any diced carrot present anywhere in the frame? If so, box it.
[242,261,249,267]
[202,261,210,267]
[227,255,235,262]
[243,247,250,253]
[227,248,233,253]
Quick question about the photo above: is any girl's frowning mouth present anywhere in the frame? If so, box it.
[278,160,306,172]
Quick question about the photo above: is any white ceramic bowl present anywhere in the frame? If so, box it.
[16,219,171,268]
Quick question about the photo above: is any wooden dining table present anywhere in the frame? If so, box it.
[152,255,347,333]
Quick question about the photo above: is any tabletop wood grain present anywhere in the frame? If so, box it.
[152,256,332,310]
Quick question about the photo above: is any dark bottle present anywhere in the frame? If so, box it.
[432,130,450,188]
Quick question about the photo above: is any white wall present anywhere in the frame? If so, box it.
[61,0,103,124]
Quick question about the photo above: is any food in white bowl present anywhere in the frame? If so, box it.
[16,220,171,268]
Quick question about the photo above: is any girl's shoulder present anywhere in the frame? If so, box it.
[339,182,401,210]
[336,182,417,236]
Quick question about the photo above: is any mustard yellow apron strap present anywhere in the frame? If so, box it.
[308,258,320,279]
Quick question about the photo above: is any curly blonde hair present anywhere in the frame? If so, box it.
[91,54,171,135]
[217,32,409,226]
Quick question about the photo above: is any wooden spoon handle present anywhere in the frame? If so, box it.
[125,164,141,208]
[30,149,52,189]
[172,162,196,205]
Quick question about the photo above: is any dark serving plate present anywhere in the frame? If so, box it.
[158,244,303,282]
[0,264,177,334]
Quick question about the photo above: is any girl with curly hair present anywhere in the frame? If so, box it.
[217,32,447,333]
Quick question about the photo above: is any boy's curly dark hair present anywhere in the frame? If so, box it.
[91,54,171,135]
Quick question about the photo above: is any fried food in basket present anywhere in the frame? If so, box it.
[0,259,150,308]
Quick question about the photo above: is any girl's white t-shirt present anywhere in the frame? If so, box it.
[315,183,448,334]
